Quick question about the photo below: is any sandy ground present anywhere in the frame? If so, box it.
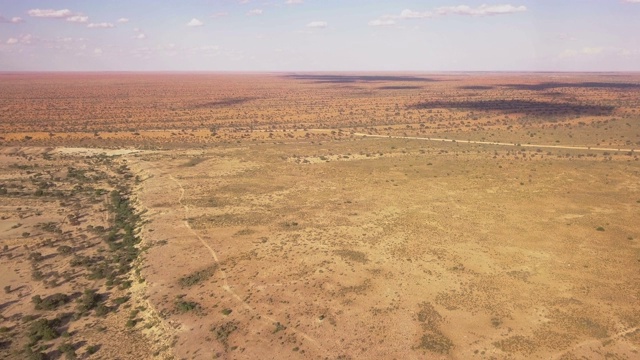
[123,137,639,359]
[1,72,639,359]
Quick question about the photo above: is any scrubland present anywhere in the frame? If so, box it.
[1,73,639,359]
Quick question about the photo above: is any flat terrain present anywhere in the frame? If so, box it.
[1,73,639,359]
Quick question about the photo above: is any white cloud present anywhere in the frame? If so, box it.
[132,28,146,39]
[368,19,396,26]
[581,47,604,55]
[306,21,327,28]
[66,15,88,23]
[6,34,35,45]
[559,49,577,58]
[28,9,74,18]
[556,33,577,41]
[117,18,130,23]
[559,47,609,58]
[436,4,527,16]
[371,4,526,25]
[370,19,398,26]
[0,16,25,24]
[186,18,204,27]
[87,22,115,28]
[27,8,92,24]
[194,45,220,53]
[247,9,263,16]
[618,48,640,56]
[623,0,640,3]
[93,48,103,55]
[399,9,433,19]
[211,12,229,18]
[286,0,303,4]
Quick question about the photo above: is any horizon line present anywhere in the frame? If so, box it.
[2,70,640,75]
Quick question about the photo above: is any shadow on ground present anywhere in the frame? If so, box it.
[285,74,439,84]
[503,82,640,91]
[409,99,615,116]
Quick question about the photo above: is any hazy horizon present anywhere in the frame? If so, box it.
[1,1,639,72]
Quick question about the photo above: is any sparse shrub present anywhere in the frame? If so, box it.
[86,345,99,355]
[596,226,605,231]
[211,322,238,348]
[77,289,100,313]
[273,322,286,333]
[31,270,45,281]
[179,265,217,287]
[113,296,130,305]
[22,315,38,323]
[28,318,60,344]
[24,347,47,360]
[57,246,73,255]
[33,293,69,311]
[175,300,200,313]
[95,303,110,317]
[58,343,77,360]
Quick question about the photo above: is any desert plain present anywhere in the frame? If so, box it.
[0,72,639,359]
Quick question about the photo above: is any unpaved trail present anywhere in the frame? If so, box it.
[166,173,324,351]
[352,133,636,152]
[308,129,635,152]
[550,327,640,360]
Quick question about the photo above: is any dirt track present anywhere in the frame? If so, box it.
[350,132,636,152]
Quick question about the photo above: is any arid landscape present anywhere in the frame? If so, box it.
[1,72,639,359]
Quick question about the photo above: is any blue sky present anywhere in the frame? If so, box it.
[0,0,639,71]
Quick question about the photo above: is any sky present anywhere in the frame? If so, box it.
[0,0,639,72]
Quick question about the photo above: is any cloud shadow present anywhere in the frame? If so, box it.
[284,74,439,84]
[409,99,615,116]
[192,98,255,109]
[503,82,640,91]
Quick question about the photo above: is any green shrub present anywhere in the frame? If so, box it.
[28,318,60,344]
[29,252,43,262]
[57,246,73,255]
[113,296,130,305]
[22,315,38,323]
[211,322,238,348]
[95,303,110,317]
[31,270,45,281]
[86,345,99,355]
[24,347,47,360]
[58,343,77,360]
[175,300,200,313]
[273,322,286,333]
[33,293,69,311]
[178,265,217,287]
[77,289,100,313]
